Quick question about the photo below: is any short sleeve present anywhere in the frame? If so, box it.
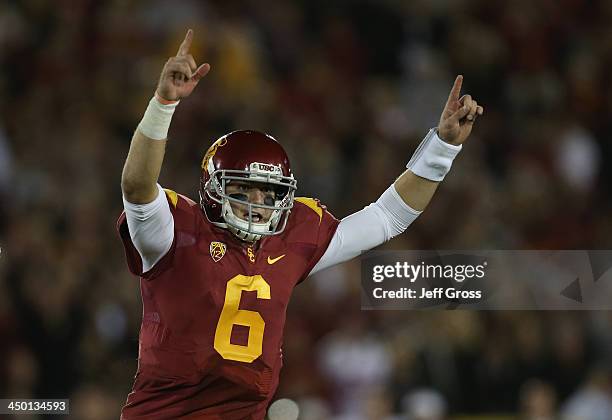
[293,197,340,283]
[116,191,179,280]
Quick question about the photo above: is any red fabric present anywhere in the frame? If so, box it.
[117,194,338,419]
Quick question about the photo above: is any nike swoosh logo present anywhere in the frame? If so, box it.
[267,254,286,265]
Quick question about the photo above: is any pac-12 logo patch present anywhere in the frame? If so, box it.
[210,241,227,262]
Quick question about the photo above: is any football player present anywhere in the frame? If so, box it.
[117,30,483,419]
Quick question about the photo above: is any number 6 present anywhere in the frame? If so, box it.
[214,274,270,363]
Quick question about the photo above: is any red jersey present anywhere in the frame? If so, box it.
[117,190,339,419]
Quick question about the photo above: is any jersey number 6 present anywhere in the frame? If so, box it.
[214,274,270,363]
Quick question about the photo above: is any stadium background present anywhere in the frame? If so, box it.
[2,0,612,418]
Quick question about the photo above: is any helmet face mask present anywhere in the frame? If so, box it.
[199,131,298,242]
[204,168,296,241]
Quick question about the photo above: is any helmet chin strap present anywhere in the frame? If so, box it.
[221,200,272,243]
[228,225,261,243]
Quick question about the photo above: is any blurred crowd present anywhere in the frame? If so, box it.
[2,0,612,418]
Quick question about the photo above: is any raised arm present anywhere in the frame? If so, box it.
[395,75,483,210]
[309,76,483,276]
[121,29,210,203]
[120,30,210,273]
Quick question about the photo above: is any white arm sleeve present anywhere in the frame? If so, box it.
[122,184,175,273]
[308,184,421,277]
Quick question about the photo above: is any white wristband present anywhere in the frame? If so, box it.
[137,96,179,140]
[406,128,462,182]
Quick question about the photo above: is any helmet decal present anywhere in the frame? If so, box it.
[201,137,228,170]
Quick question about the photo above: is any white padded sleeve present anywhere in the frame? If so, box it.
[406,128,462,181]
[122,184,175,272]
[308,184,421,276]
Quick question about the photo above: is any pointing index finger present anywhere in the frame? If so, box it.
[177,29,193,56]
[445,75,463,108]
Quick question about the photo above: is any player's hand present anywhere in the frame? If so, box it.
[438,75,484,145]
[156,29,211,101]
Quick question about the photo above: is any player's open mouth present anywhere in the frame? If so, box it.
[245,211,263,222]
